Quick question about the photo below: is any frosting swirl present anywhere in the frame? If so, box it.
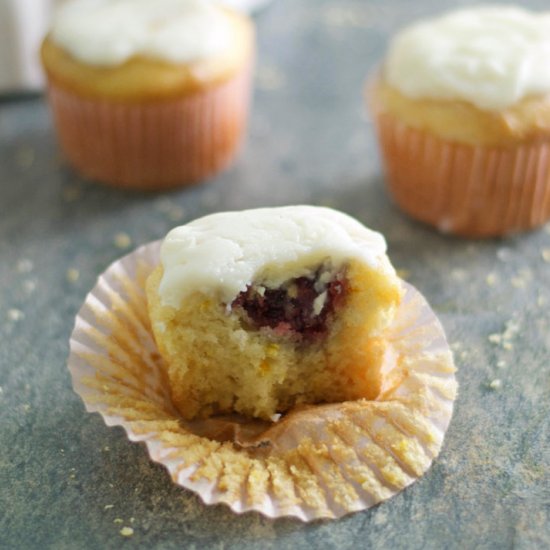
[385,6,550,111]
[51,0,233,66]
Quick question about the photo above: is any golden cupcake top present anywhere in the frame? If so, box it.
[41,0,254,100]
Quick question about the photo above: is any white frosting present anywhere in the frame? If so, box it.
[159,206,388,307]
[385,6,550,111]
[50,0,233,66]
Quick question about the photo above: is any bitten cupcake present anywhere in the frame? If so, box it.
[69,205,457,519]
[370,6,550,237]
[146,206,403,420]
[41,0,254,190]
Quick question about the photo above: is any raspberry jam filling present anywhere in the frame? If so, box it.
[232,268,347,338]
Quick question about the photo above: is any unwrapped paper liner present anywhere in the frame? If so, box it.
[68,241,458,521]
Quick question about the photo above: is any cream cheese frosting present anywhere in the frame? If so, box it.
[384,6,550,111]
[158,206,388,307]
[50,0,233,66]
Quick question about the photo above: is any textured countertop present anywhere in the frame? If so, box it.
[1,0,549,548]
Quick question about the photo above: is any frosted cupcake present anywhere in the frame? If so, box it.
[146,206,403,420]
[370,6,550,237]
[41,0,254,190]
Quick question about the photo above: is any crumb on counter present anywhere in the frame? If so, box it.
[488,379,503,390]
[62,186,81,202]
[120,527,134,537]
[66,268,80,283]
[23,280,37,294]
[17,259,33,273]
[8,309,24,322]
[114,233,132,249]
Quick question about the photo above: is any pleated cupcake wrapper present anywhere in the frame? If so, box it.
[46,66,251,190]
[371,100,550,238]
[68,241,458,521]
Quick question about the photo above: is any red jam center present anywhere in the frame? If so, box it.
[232,272,346,339]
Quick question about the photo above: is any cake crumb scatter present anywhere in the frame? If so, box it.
[489,379,503,390]
[114,518,123,524]
[104,504,114,510]
[486,273,498,286]
[542,248,550,262]
[488,320,519,349]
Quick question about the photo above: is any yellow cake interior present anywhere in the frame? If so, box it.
[371,76,550,147]
[40,9,254,101]
[147,259,402,421]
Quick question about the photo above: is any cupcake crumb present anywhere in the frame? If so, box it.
[497,247,513,262]
[16,146,35,169]
[511,271,532,288]
[104,504,114,510]
[113,518,123,524]
[488,379,503,390]
[17,259,33,273]
[486,273,498,286]
[63,186,81,202]
[497,360,506,369]
[168,206,185,222]
[542,248,550,262]
[120,527,134,537]
[8,309,24,322]
[114,233,132,249]
[66,268,80,283]
[23,279,37,294]
[488,320,519,349]
[451,269,467,281]
[255,64,286,91]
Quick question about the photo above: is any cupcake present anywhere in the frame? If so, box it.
[146,206,403,420]
[41,0,254,190]
[370,6,550,237]
[68,205,457,519]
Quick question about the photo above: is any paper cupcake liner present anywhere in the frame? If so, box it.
[46,66,251,190]
[371,106,550,237]
[68,241,457,521]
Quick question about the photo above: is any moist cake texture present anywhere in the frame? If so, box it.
[146,206,403,420]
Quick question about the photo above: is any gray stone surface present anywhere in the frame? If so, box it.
[1,0,549,548]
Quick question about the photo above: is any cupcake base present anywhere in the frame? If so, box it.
[68,241,457,521]
[46,66,251,190]
[373,110,550,238]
